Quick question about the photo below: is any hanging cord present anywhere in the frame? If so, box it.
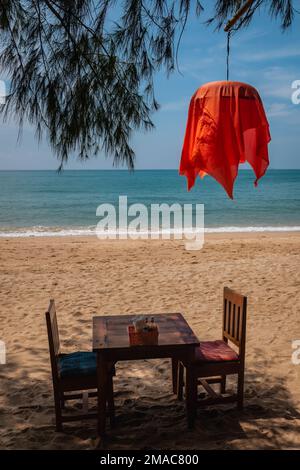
[226,30,231,81]
[224,0,255,81]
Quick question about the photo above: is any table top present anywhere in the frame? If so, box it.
[93,313,199,353]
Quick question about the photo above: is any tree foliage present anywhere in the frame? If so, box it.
[0,1,297,168]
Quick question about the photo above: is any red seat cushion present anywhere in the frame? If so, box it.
[195,340,239,363]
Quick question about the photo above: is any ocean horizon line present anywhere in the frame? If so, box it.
[0,168,300,172]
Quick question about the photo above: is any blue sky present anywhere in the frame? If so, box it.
[0,4,299,170]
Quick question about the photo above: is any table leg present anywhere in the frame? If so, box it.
[107,373,115,427]
[171,358,178,394]
[97,352,108,436]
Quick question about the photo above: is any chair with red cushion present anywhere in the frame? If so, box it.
[173,287,247,427]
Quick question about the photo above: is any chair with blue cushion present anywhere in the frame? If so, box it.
[173,287,247,428]
[45,299,115,431]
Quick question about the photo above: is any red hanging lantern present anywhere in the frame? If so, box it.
[179,81,271,199]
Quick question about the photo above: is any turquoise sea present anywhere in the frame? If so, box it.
[0,170,299,236]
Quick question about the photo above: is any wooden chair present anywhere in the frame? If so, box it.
[45,299,115,431]
[174,287,247,427]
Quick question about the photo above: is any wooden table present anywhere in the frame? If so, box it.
[92,313,200,436]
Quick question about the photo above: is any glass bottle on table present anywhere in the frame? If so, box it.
[150,316,158,332]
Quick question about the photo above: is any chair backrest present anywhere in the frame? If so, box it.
[222,287,247,362]
[45,300,60,383]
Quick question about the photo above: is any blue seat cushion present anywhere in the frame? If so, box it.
[58,351,97,378]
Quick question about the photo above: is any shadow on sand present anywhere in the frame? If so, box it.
[1,354,300,450]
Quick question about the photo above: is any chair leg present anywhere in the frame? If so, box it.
[54,390,63,432]
[220,375,226,394]
[60,391,66,410]
[177,362,184,401]
[237,370,244,410]
[107,374,115,427]
[185,366,197,429]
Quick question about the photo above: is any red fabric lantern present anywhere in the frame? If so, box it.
[179,81,271,199]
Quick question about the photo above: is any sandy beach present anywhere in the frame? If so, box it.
[0,232,300,450]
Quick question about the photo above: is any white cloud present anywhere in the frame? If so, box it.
[179,56,217,79]
[238,45,300,62]
[262,83,294,99]
[267,102,292,117]
[234,29,268,44]
[161,98,188,112]
[257,67,299,100]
